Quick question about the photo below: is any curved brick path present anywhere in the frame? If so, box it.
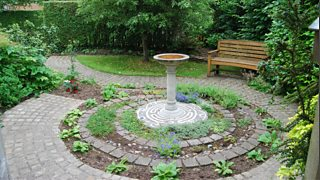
[0,56,297,179]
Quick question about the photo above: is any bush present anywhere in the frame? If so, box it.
[0,37,61,108]
[0,11,42,28]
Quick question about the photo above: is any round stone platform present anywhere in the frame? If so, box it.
[136,100,208,128]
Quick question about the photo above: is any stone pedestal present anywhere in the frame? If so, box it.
[165,65,177,111]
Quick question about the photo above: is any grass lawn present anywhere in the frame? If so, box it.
[77,55,243,78]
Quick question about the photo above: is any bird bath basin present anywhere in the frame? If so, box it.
[137,53,208,128]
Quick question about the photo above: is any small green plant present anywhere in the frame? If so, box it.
[144,83,156,90]
[151,162,179,180]
[223,135,237,144]
[85,98,98,108]
[255,107,267,115]
[248,76,272,93]
[213,160,234,176]
[63,109,83,127]
[86,107,116,136]
[122,83,136,89]
[247,149,267,162]
[156,131,181,158]
[199,102,215,114]
[262,118,282,130]
[258,130,281,152]
[65,57,80,80]
[59,125,81,139]
[236,118,252,128]
[105,159,128,174]
[116,91,129,98]
[72,141,89,153]
[211,119,232,133]
[102,84,117,101]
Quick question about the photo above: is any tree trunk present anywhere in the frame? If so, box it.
[142,34,149,62]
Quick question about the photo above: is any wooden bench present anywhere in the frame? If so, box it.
[207,40,268,76]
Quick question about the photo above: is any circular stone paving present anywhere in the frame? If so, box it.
[137,100,208,128]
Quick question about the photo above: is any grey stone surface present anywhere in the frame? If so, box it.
[186,139,202,146]
[210,134,223,141]
[231,146,248,155]
[195,156,213,165]
[199,137,213,144]
[221,150,238,159]
[100,144,116,153]
[209,153,226,161]
[182,158,199,167]
[109,148,126,158]
[123,153,139,163]
[241,142,256,151]
[134,157,151,166]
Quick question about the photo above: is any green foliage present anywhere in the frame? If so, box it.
[0,11,42,27]
[151,162,179,180]
[211,119,232,134]
[236,118,252,128]
[247,149,267,162]
[258,130,281,152]
[262,118,282,130]
[248,76,272,93]
[213,160,234,176]
[277,95,318,179]
[259,0,319,100]
[206,0,273,47]
[116,91,129,98]
[59,125,81,139]
[86,107,116,137]
[65,57,79,80]
[63,109,83,127]
[85,98,98,108]
[105,159,128,174]
[102,83,117,101]
[144,83,156,90]
[80,78,97,85]
[255,107,267,115]
[177,84,245,109]
[72,141,89,153]
[122,83,136,89]
[199,102,215,114]
[156,131,181,158]
[0,40,61,108]
[4,20,60,55]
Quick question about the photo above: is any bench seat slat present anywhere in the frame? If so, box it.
[220,44,266,51]
[219,51,268,59]
[211,57,259,70]
[220,40,265,47]
[219,47,267,55]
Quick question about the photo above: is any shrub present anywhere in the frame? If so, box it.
[0,11,42,28]
[86,107,116,137]
[151,162,179,180]
[0,38,61,108]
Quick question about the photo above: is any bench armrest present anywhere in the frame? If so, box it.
[208,50,219,61]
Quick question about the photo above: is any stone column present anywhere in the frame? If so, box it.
[165,65,177,111]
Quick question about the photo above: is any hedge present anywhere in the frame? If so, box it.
[43,1,107,49]
[0,11,42,27]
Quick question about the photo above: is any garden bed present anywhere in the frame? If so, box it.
[53,82,282,179]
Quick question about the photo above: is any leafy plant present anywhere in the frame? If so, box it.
[65,57,79,80]
[247,149,267,162]
[144,83,156,90]
[213,160,234,176]
[255,107,267,115]
[248,76,272,93]
[72,141,89,153]
[199,102,215,114]
[102,83,117,101]
[237,118,252,128]
[116,91,129,98]
[258,130,281,152]
[176,92,199,104]
[105,159,128,174]
[80,78,97,85]
[262,118,282,130]
[211,119,232,134]
[85,98,98,108]
[86,107,116,137]
[63,79,79,93]
[156,131,181,158]
[151,162,179,180]
[59,125,81,139]
[63,109,83,127]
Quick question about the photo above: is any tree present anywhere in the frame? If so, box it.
[78,0,212,61]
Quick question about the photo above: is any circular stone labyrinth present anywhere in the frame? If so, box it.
[75,94,270,170]
[137,100,208,128]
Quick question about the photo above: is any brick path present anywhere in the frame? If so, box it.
[0,56,298,179]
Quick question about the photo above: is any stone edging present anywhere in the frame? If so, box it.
[78,95,268,168]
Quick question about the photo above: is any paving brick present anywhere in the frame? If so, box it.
[123,153,139,163]
[187,139,202,146]
[179,141,189,148]
[241,142,255,151]
[199,137,213,144]
[221,150,238,160]
[109,148,126,158]
[210,134,223,141]
[209,153,226,161]
[134,157,151,166]
[99,144,116,153]
[195,156,213,165]
[182,158,199,167]
[231,146,248,155]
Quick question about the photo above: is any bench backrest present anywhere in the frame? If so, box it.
[218,40,268,63]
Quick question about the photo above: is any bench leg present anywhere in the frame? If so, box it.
[207,62,212,77]
[215,65,220,75]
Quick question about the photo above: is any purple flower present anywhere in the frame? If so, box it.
[176,92,188,103]
[173,139,179,144]
[169,132,175,137]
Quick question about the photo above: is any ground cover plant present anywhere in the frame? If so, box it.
[77,55,208,78]
[86,107,117,137]
[236,118,252,128]
[156,132,181,158]
[247,149,267,162]
[106,159,128,174]
[213,160,234,176]
[151,162,179,180]
[72,141,90,153]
